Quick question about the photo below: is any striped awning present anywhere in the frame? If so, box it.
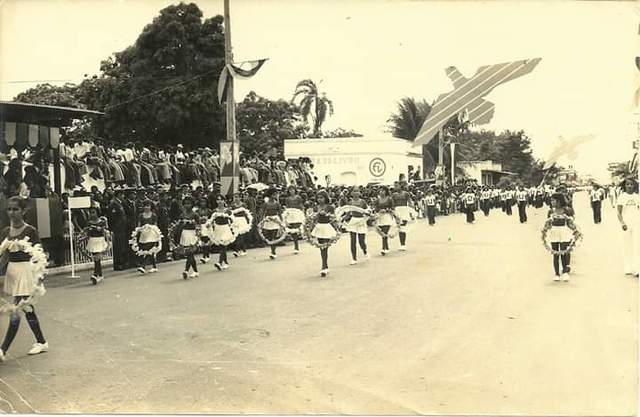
[0,101,103,151]
[0,122,61,151]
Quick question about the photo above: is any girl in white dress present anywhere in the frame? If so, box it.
[0,197,48,361]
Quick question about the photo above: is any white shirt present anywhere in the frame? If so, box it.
[424,195,436,206]
[617,192,640,225]
[590,189,603,202]
[464,193,476,204]
[516,191,528,201]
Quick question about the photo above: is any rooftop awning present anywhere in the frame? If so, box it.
[0,101,104,127]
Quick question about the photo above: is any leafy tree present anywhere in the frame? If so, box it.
[14,83,84,108]
[236,91,306,158]
[320,128,363,138]
[387,97,466,178]
[77,2,226,147]
[291,79,334,136]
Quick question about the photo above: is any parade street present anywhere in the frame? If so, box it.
[0,192,635,415]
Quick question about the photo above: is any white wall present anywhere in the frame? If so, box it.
[284,136,422,186]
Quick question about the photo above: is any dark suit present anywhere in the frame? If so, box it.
[123,199,138,268]
[108,198,128,270]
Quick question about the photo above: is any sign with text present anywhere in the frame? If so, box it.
[68,196,91,209]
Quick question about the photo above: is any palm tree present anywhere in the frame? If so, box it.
[387,97,435,177]
[387,97,471,181]
[291,79,334,137]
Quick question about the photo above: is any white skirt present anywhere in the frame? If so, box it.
[180,229,199,246]
[139,224,162,244]
[283,208,306,225]
[311,223,338,239]
[346,216,368,234]
[376,212,395,227]
[233,215,251,235]
[548,225,573,243]
[4,262,36,297]
[212,224,236,246]
[262,218,281,231]
[199,223,214,240]
[394,206,412,222]
[86,236,109,254]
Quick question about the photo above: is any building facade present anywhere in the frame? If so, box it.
[284,135,422,186]
[456,160,515,185]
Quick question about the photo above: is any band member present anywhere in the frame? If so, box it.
[231,193,251,257]
[0,197,48,361]
[310,191,338,277]
[424,188,437,225]
[516,186,528,223]
[85,207,109,285]
[462,187,476,223]
[375,187,395,255]
[284,186,306,254]
[261,189,284,260]
[393,184,412,250]
[196,198,214,264]
[590,184,604,224]
[345,188,369,264]
[545,193,576,281]
[505,187,514,216]
[136,200,162,274]
[211,195,236,271]
[616,178,640,277]
[491,187,501,210]
[480,187,491,216]
[179,196,199,279]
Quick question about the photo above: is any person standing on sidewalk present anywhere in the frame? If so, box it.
[616,178,640,277]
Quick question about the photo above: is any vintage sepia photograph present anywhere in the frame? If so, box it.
[0,0,638,415]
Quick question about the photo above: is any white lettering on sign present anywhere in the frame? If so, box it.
[312,156,360,165]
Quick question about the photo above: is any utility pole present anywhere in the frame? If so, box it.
[221,0,239,196]
[437,127,444,185]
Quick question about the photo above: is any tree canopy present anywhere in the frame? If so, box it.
[236,91,306,158]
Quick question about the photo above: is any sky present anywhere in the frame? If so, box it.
[1,0,638,182]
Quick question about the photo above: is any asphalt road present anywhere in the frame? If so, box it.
[0,192,636,415]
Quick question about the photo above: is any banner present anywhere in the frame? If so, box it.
[217,59,268,104]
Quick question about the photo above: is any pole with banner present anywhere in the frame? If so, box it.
[67,196,91,278]
[221,0,238,197]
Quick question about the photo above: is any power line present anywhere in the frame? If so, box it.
[103,68,220,110]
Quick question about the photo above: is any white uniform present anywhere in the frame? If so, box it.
[617,192,640,274]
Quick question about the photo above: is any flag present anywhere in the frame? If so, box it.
[413,58,541,147]
[22,196,64,239]
[217,59,268,104]
[543,134,595,170]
